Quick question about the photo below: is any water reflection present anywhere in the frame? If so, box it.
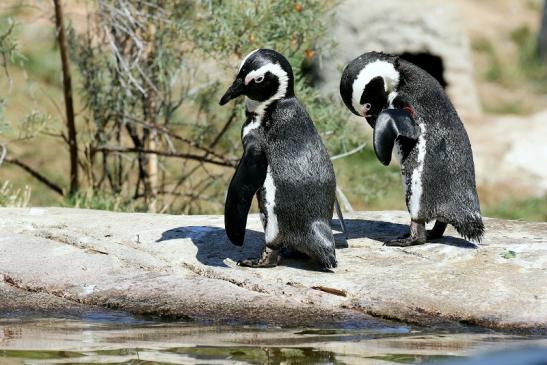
[0,318,546,364]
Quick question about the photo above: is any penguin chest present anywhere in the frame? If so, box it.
[242,115,261,138]
[403,122,427,219]
[262,165,279,244]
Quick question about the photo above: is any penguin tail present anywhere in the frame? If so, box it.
[452,213,485,243]
[300,221,337,269]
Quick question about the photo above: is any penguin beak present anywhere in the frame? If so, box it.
[364,115,376,128]
[219,78,244,105]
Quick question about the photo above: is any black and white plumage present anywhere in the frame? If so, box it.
[219,49,337,268]
[340,51,484,246]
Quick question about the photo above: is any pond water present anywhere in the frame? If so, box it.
[1,312,546,364]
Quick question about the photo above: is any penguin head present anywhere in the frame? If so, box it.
[219,49,295,106]
[340,52,400,124]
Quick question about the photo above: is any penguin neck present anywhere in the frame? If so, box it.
[242,97,278,137]
[245,89,293,120]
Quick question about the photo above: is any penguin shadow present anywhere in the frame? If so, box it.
[156,226,342,271]
[156,226,264,268]
[343,219,478,249]
[331,219,349,249]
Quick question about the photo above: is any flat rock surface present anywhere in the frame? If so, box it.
[0,208,545,332]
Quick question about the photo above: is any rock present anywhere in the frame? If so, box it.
[318,0,481,115]
[0,208,546,332]
[466,109,547,197]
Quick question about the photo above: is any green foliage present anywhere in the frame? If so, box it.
[0,181,31,207]
[484,195,547,222]
[0,17,22,68]
[0,17,22,131]
[472,24,547,95]
[196,0,334,63]
[63,0,361,213]
[471,37,504,83]
[195,0,356,153]
[64,190,135,212]
[0,99,8,134]
[18,111,53,140]
[509,25,547,92]
[501,250,517,259]
[333,147,405,210]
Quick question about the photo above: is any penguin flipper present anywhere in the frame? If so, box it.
[225,138,267,246]
[373,109,421,166]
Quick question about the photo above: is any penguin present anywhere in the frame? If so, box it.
[219,49,337,268]
[339,51,484,246]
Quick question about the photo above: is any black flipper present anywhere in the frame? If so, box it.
[225,137,268,246]
[373,109,421,166]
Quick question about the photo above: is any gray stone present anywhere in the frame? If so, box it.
[319,0,481,115]
[0,208,546,332]
[467,109,547,197]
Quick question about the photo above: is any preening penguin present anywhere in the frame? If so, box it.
[219,49,337,268]
[339,52,484,246]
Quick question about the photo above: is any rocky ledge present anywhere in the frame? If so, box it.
[0,208,545,332]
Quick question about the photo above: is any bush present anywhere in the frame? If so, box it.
[66,0,361,213]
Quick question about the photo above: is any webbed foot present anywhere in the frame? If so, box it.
[238,246,280,268]
[384,219,426,247]
[396,220,447,242]
[384,236,426,247]
[427,221,447,240]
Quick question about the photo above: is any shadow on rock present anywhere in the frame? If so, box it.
[157,225,344,271]
[343,219,478,249]
[331,219,349,249]
[157,226,264,267]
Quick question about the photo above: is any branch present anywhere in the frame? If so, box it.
[4,157,64,196]
[330,143,367,161]
[96,146,236,167]
[0,143,6,166]
[53,0,79,195]
[336,186,354,212]
[117,114,235,166]
[0,21,16,94]
[209,106,237,148]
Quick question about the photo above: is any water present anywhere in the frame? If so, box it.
[1,312,546,364]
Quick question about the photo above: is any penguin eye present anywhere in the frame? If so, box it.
[364,103,372,111]
[254,75,265,84]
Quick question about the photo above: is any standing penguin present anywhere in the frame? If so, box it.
[339,52,484,246]
[219,49,337,268]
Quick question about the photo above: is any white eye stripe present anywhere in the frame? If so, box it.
[242,62,289,120]
[351,60,400,116]
[244,63,287,87]
[239,49,260,71]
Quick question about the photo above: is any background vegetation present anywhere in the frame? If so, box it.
[0,0,546,221]
[0,0,364,214]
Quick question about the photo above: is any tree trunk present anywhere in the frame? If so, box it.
[146,130,158,213]
[539,0,547,61]
[53,0,78,196]
[143,22,158,213]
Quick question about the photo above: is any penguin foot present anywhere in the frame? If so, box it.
[398,220,447,241]
[384,220,426,247]
[238,246,280,268]
[384,236,425,247]
[398,230,442,240]
[427,221,447,240]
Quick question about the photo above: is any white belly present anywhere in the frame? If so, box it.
[263,166,279,244]
[408,123,427,219]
